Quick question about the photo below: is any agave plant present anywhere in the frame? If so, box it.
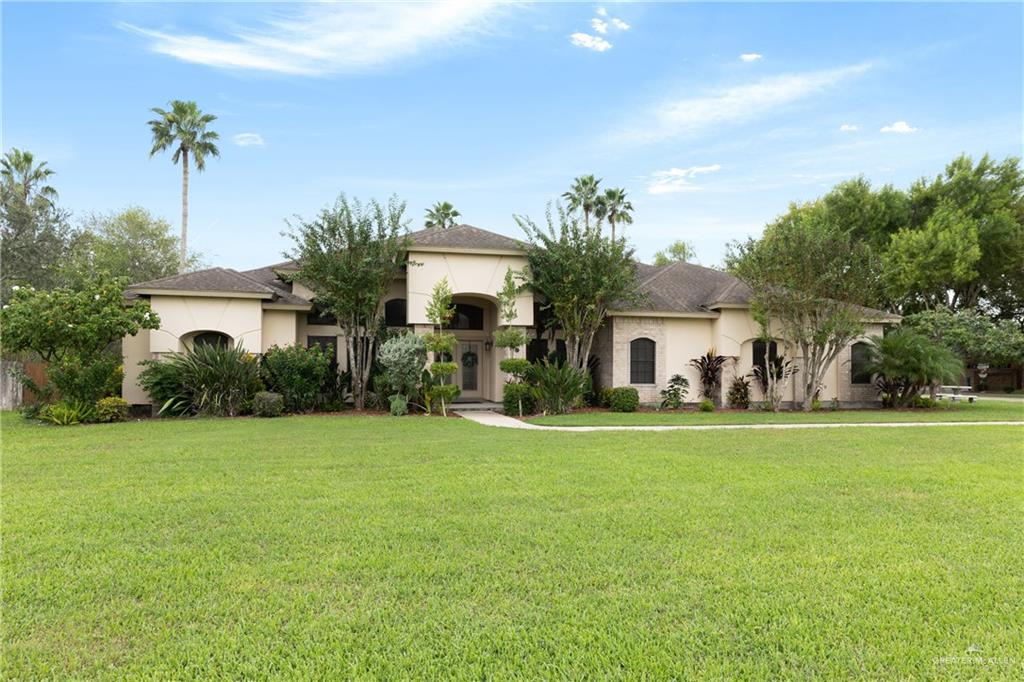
[689,348,727,404]
[530,359,587,415]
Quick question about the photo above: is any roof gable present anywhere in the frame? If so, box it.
[407,224,526,252]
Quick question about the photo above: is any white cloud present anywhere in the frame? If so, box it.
[739,53,762,62]
[119,1,507,76]
[839,123,859,132]
[647,164,723,194]
[232,133,265,147]
[590,18,608,34]
[880,120,918,134]
[596,7,608,16]
[617,62,872,144]
[610,17,630,31]
[570,32,612,52]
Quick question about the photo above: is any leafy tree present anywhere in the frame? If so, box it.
[285,194,409,410]
[903,307,1024,367]
[423,277,459,415]
[594,187,634,240]
[0,274,159,402]
[66,207,203,284]
[727,203,879,411]
[886,154,1024,317]
[0,149,75,300]
[561,174,602,230]
[493,268,527,351]
[819,176,910,254]
[516,203,645,371]
[424,201,461,229]
[865,329,962,407]
[148,100,221,272]
[261,344,330,413]
[653,240,697,265]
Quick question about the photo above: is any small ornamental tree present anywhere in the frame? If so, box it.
[493,268,527,352]
[285,194,409,410]
[424,277,458,415]
[0,274,160,403]
[378,331,427,411]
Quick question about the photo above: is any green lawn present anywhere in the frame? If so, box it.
[3,413,1022,679]
[529,398,1024,427]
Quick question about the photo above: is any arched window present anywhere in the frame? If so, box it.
[630,338,655,384]
[384,298,407,327]
[752,340,779,375]
[191,331,232,348]
[851,341,872,384]
[446,303,484,330]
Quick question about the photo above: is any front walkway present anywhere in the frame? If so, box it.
[455,410,1024,432]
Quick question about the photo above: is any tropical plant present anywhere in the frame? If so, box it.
[561,174,602,230]
[653,240,697,265]
[378,331,427,411]
[689,348,726,404]
[607,386,640,412]
[516,203,645,372]
[252,391,284,418]
[864,329,963,408]
[1,148,57,204]
[424,201,461,229]
[659,374,690,409]
[749,350,799,412]
[388,393,409,416]
[38,400,97,426]
[726,375,751,409]
[698,398,715,412]
[261,344,331,413]
[95,397,129,423]
[727,202,880,410]
[285,194,409,410]
[594,187,634,240]
[530,360,587,415]
[148,100,220,272]
[138,343,261,417]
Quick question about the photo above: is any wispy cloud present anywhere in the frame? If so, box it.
[616,62,872,144]
[120,1,508,76]
[647,164,723,194]
[591,18,608,34]
[570,32,612,52]
[232,132,265,147]
[610,18,630,31]
[880,120,918,134]
[739,53,762,62]
[596,6,608,17]
[839,123,859,132]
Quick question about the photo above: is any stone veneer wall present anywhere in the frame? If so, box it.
[611,316,668,404]
[590,319,615,393]
[834,342,880,406]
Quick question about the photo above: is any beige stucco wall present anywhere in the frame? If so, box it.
[146,295,264,354]
[261,309,299,352]
[122,329,152,404]
[406,251,533,327]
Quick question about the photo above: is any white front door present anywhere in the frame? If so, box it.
[456,341,482,400]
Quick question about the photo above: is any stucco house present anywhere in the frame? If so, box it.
[122,224,898,408]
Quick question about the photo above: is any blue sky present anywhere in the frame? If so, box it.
[4,2,1021,269]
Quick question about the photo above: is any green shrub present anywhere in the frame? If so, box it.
[388,393,409,416]
[502,382,535,416]
[726,376,751,409]
[698,398,715,412]
[378,332,427,404]
[608,386,640,412]
[493,328,527,352]
[660,374,690,409]
[261,344,330,413]
[811,397,822,411]
[912,396,940,409]
[252,391,284,418]
[598,387,615,408]
[1004,386,1016,394]
[429,361,458,379]
[428,383,460,411]
[499,358,532,380]
[39,400,96,426]
[138,343,261,417]
[95,397,129,423]
[47,352,123,404]
[531,361,587,415]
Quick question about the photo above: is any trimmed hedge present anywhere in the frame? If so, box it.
[502,382,535,416]
[608,387,640,413]
[252,391,284,418]
[95,397,129,423]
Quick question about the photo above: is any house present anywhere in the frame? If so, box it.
[122,224,898,408]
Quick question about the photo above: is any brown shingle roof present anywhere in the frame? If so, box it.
[129,267,276,295]
[408,224,526,252]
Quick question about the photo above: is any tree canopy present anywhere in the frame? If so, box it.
[653,240,697,265]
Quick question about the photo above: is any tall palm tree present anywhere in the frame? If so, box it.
[148,100,220,272]
[424,201,461,229]
[1,148,58,205]
[561,174,602,230]
[598,187,634,240]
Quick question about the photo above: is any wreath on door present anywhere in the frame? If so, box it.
[461,351,478,368]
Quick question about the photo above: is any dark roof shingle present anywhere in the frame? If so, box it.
[408,224,526,252]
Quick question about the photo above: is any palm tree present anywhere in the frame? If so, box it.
[561,175,602,230]
[148,100,220,272]
[1,148,57,205]
[424,201,461,229]
[598,187,634,240]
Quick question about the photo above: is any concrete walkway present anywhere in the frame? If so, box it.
[455,410,1024,432]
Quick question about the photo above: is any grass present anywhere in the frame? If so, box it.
[3,413,1022,679]
[529,398,1024,427]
